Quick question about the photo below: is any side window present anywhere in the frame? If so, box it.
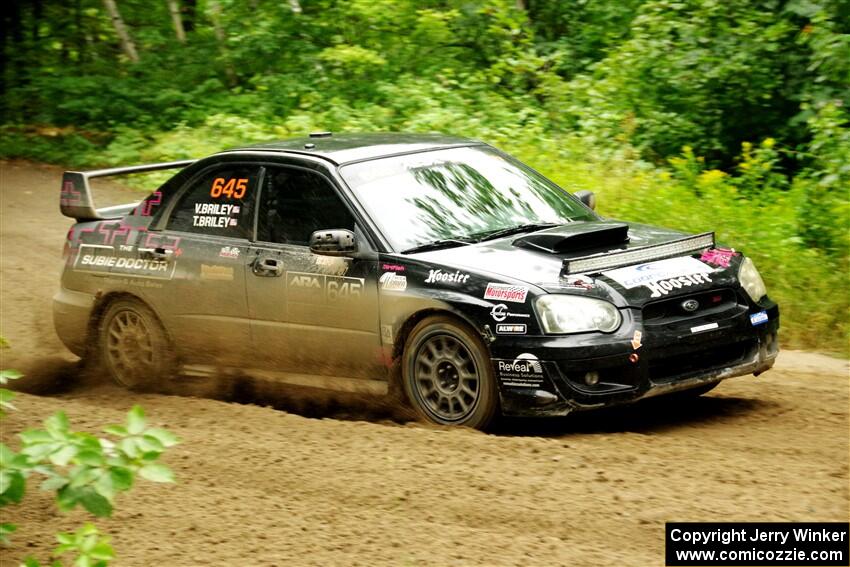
[257,167,355,245]
[167,165,260,239]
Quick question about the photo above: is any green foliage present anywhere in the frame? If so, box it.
[22,524,114,567]
[0,0,847,353]
[1,401,178,566]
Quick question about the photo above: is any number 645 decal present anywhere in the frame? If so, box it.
[211,178,248,199]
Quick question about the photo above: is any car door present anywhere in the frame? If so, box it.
[245,164,384,381]
[152,163,260,366]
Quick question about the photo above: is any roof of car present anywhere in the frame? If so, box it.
[225,132,483,165]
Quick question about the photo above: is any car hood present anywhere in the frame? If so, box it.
[409,220,741,307]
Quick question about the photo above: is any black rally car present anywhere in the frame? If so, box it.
[54,133,779,429]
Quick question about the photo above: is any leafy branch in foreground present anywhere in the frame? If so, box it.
[1,398,179,566]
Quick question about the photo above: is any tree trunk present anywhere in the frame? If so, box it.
[181,0,196,33]
[101,0,139,62]
[166,0,186,43]
[208,1,237,87]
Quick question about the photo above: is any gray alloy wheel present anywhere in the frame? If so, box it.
[402,316,497,429]
[99,298,173,389]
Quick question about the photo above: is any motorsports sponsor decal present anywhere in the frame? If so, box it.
[287,271,364,304]
[490,303,532,323]
[484,283,528,303]
[603,256,714,298]
[74,244,175,279]
[379,272,407,291]
[424,269,470,285]
[495,353,544,387]
[193,203,240,228]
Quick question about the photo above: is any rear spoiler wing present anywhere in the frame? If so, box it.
[60,160,196,221]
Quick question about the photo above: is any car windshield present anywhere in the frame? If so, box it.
[339,146,596,252]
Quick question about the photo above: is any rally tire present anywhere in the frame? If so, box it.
[402,316,497,429]
[99,298,174,390]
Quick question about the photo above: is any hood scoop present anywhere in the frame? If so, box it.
[513,221,630,254]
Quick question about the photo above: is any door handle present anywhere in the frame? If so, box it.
[254,256,283,277]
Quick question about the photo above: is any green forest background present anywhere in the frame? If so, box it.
[1,0,848,354]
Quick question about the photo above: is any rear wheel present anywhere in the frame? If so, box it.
[99,298,173,389]
[402,316,497,429]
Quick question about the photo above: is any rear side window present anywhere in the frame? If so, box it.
[167,165,260,238]
[257,166,355,246]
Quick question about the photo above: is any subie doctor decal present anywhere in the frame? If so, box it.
[483,283,528,303]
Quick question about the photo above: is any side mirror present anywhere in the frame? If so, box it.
[309,229,357,256]
[574,190,596,210]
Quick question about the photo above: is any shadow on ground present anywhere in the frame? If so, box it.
[9,357,771,436]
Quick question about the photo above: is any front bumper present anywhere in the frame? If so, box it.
[494,298,780,417]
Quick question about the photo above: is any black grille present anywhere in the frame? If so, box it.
[643,288,739,323]
[648,340,755,383]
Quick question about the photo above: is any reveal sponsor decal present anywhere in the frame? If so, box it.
[74,244,175,280]
[495,353,544,387]
[483,283,528,303]
[424,269,470,285]
[750,310,768,326]
[379,272,407,291]
[381,263,405,273]
[490,303,532,322]
[193,203,240,228]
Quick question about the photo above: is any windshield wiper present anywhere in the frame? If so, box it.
[400,238,474,254]
[473,223,560,242]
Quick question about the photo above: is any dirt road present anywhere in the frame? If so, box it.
[1,160,848,566]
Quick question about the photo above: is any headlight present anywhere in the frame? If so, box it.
[738,256,767,302]
[535,295,622,334]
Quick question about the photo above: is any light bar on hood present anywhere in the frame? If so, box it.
[560,232,715,275]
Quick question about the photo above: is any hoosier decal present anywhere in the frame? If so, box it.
[645,272,713,298]
[484,283,528,303]
[424,269,470,285]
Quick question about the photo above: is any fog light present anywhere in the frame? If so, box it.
[584,371,599,386]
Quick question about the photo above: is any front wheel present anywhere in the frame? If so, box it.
[401,316,497,429]
[99,298,174,389]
